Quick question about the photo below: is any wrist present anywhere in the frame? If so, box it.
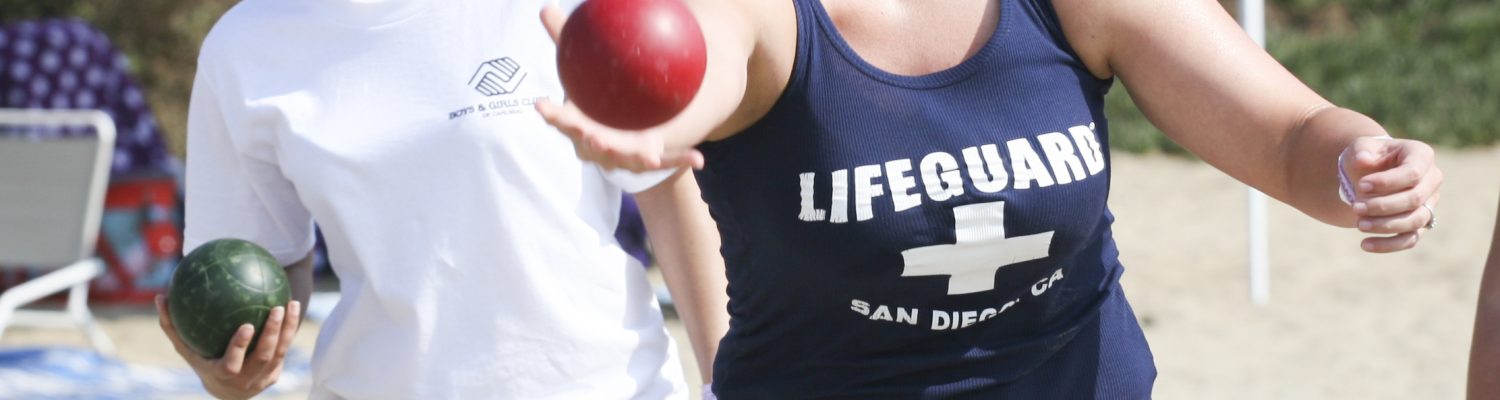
[203,380,256,400]
[206,388,250,400]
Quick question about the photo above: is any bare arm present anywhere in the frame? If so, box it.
[156,251,312,400]
[635,170,730,383]
[285,253,314,313]
[1469,200,1500,399]
[1055,0,1442,252]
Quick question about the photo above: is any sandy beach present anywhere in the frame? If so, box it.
[2,146,1496,399]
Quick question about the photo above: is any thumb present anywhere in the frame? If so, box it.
[662,148,706,170]
[1343,136,1394,177]
[540,3,566,44]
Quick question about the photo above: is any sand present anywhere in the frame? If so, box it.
[2,146,1495,399]
[1112,146,1499,399]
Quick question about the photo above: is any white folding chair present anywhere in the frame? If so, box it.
[0,109,117,354]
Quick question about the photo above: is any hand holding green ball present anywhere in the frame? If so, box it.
[166,238,292,358]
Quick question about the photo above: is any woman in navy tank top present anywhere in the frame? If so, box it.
[540,0,1444,398]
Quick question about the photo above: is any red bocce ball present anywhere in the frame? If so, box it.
[557,0,707,130]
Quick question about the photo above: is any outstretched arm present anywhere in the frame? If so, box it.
[1055,0,1442,252]
[1469,199,1500,399]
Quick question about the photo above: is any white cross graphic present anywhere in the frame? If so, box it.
[900,201,1054,295]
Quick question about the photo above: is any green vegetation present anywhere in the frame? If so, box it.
[3,0,1495,154]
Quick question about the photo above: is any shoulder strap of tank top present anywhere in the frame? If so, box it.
[783,0,821,94]
[1017,0,1087,62]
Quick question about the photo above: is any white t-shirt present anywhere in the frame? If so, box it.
[183,0,685,398]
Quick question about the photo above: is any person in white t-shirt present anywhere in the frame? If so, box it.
[151,0,729,398]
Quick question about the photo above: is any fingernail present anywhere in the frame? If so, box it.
[1353,202,1367,214]
[1358,220,1372,231]
[1362,242,1374,251]
[1358,182,1374,193]
[1358,151,1374,160]
[272,306,285,321]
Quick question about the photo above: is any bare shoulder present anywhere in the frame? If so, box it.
[1052,0,1253,80]
[740,0,797,54]
[692,0,799,138]
[1050,0,1121,79]
[738,0,798,130]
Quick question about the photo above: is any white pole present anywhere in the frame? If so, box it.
[1240,0,1270,305]
[1242,0,1266,46]
[1248,190,1269,304]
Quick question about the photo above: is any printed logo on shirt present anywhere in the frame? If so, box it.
[468,57,527,96]
[795,122,1108,331]
[448,56,551,120]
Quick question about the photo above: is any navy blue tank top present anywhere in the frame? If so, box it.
[697,0,1156,398]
